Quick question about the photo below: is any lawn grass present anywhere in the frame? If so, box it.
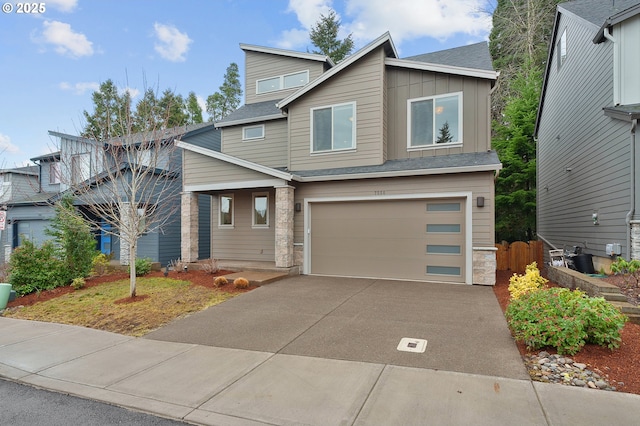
[4,277,238,336]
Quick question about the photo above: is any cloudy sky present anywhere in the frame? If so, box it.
[0,0,493,168]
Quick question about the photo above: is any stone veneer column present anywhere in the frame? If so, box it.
[472,247,497,285]
[275,185,294,268]
[631,220,640,260]
[181,191,199,263]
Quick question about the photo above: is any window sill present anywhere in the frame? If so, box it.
[407,142,462,152]
[310,148,357,156]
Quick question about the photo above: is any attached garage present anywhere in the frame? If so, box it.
[306,196,469,284]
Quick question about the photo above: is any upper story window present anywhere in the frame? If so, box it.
[408,92,462,149]
[243,124,265,140]
[219,194,234,227]
[311,102,356,153]
[557,29,567,71]
[49,162,60,184]
[71,153,91,184]
[256,70,309,94]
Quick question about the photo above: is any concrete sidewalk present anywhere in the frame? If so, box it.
[1,318,639,425]
[1,275,640,425]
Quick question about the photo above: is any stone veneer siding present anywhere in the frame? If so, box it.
[631,221,640,260]
[275,186,295,267]
[473,247,497,285]
[181,191,199,263]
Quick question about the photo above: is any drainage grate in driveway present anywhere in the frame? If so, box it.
[397,337,427,353]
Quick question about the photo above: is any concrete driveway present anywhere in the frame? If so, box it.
[145,275,528,380]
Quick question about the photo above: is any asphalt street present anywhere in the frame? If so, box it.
[0,379,187,426]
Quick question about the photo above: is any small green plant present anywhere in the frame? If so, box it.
[129,257,152,277]
[233,277,249,289]
[71,277,85,290]
[213,276,228,287]
[91,253,110,276]
[610,257,640,286]
[506,287,627,355]
[508,262,548,300]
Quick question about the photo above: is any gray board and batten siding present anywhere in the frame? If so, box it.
[536,10,631,258]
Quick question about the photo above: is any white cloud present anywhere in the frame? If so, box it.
[120,87,140,99]
[59,81,100,95]
[196,94,207,115]
[153,23,192,62]
[344,0,491,45]
[47,0,78,12]
[281,0,491,51]
[39,20,94,58]
[0,133,20,154]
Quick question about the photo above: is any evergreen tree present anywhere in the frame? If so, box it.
[206,63,242,122]
[45,194,97,281]
[82,80,132,139]
[436,122,453,144]
[133,88,162,132]
[492,61,541,242]
[186,91,203,124]
[158,89,188,128]
[309,9,354,63]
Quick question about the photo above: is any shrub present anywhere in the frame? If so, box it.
[169,258,187,273]
[71,277,86,290]
[233,277,249,289]
[45,195,97,280]
[91,253,111,276]
[610,257,640,286]
[129,257,152,277]
[201,258,219,274]
[508,262,548,300]
[506,287,627,355]
[213,276,228,287]
[9,239,69,295]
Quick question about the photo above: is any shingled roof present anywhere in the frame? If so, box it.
[404,42,494,72]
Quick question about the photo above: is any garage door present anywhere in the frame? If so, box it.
[309,198,466,283]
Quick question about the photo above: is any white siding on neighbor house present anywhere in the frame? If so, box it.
[537,13,632,258]
[293,172,495,247]
[58,136,107,192]
[244,51,327,105]
[0,173,38,203]
[385,67,492,160]
[221,119,288,168]
[287,48,386,171]
[210,189,276,261]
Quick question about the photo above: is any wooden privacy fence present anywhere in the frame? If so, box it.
[495,241,543,273]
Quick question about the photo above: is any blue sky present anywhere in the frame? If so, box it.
[0,0,493,168]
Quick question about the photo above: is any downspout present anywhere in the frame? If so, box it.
[626,118,637,259]
[603,26,616,43]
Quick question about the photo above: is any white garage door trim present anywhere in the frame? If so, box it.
[303,192,473,284]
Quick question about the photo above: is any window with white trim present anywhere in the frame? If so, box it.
[256,70,309,94]
[49,162,60,184]
[71,153,91,184]
[311,102,356,152]
[408,93,462,148]
[243,125,265,140]
[557,29,567,71]
[219,194,234,227]
[252,193,269,227]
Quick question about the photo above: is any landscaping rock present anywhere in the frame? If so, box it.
[524,352,616,391]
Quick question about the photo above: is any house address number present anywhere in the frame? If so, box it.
[374,190,386,195]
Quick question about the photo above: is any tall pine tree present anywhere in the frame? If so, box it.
[309,9,354,63]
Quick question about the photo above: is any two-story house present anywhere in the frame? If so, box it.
[178,32,501,285]
[535,0,640,267]
[1,123,217,268]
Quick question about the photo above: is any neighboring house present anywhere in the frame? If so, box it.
[1,123,217,267]
[179,32,501,285]
[0,165,43,264]
[535,0,640,266]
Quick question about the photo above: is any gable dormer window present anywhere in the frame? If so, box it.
[408,93,462,149]
[256,70,309,94]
